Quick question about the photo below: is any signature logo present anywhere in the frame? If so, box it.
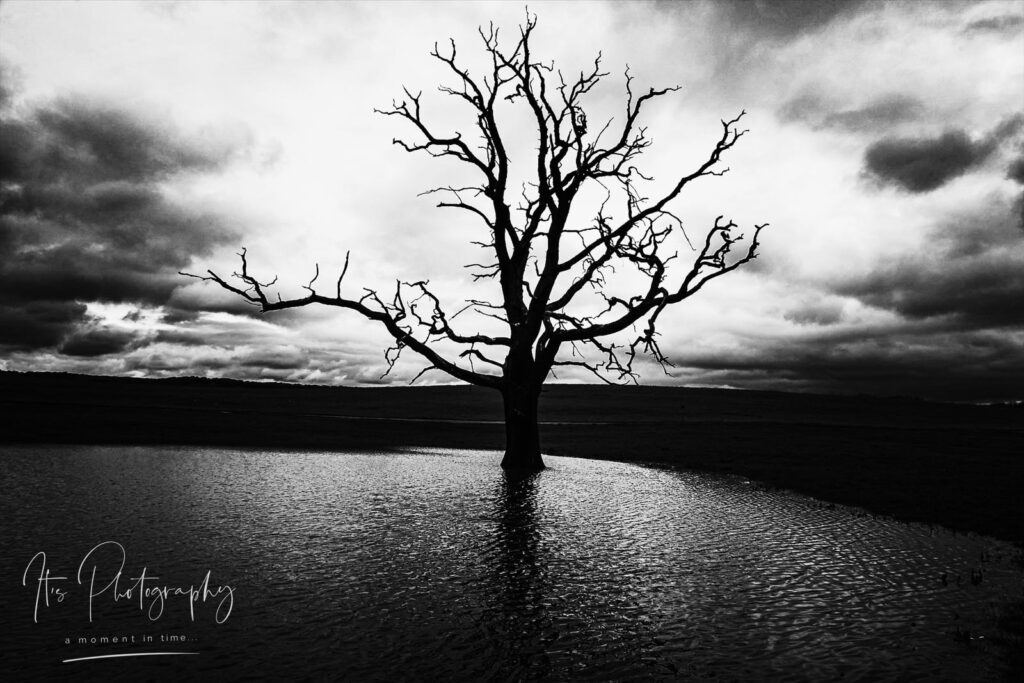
[23,541,235,624]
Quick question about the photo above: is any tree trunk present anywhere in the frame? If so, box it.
[500,383,544,470]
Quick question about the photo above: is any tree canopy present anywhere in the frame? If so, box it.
[184,14,766,468]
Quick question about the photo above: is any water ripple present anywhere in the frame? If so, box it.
[0,445,1020,681]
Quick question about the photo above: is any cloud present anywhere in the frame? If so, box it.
[990,112,1024,142]
[715,0,870,40]
[666,325,1024,402]
[963,13,1024,35]
[164,274,282,320]
[780,92,925,132]
[836,197,1024,327]
[649,192,1024,402]
[863,130,986,192]
[59,327,140,357]
[0,300,87,349]
[862,115,1023,192]
[0,93,249,352]
[1,1,1021,401]
[781,301,845,327]
[823,95,925,131]
[0,67,13,109]
[237,346,308,370]
[2,98,240,184]
[1008,157,1024,184]
[112,336,388,385]
[843,255,1024,327]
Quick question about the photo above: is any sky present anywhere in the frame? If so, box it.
[0,0,1022,401]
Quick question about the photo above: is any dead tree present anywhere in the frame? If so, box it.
[184,16,766,470]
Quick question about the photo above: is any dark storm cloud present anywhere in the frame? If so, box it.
[158,309,203,325]
[59,327,140,357]
[717,0,870,39]
[963,14,1024,35]
[0,93,249,353]
[842,256,1024,327]
[0,97,238,184]
[1008,157,1024,184]
[863,115,1024,193]
[163,283,265,320]
[864,131,985,193]
[779,93,924,132]
[671,326,1024,402]
[153,328,209,345]
[0,300,87,349]
[836,199,1024,327]
[669,196,1024,402]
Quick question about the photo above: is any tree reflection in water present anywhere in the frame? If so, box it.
[486,469,559,679]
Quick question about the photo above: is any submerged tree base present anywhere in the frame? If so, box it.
[501,382,544,470]
[500,448,546,471]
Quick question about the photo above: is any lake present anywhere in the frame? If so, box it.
[1,445,1021,681]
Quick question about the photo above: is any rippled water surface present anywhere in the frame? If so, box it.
[1,445,1021,681]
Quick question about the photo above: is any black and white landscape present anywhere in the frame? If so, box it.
[1,1,1022,680]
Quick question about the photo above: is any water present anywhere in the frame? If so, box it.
[1,445,1020,681]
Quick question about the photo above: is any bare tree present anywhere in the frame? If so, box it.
[184,15,766,470]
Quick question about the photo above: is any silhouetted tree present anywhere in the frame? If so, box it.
[185,16,766,470]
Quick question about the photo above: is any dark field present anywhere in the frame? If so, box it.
[2,370,1021,543]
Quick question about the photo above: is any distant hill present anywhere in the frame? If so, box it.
[2,370,1021,542]
[1,369,1019,429]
